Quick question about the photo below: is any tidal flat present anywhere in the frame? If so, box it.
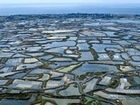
[0,14,140,105]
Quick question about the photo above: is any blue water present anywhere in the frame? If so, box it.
[0,4,140,16]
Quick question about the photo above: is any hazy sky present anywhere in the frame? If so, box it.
[0,0,140,4]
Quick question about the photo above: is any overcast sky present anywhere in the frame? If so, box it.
[0,0,140,4]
